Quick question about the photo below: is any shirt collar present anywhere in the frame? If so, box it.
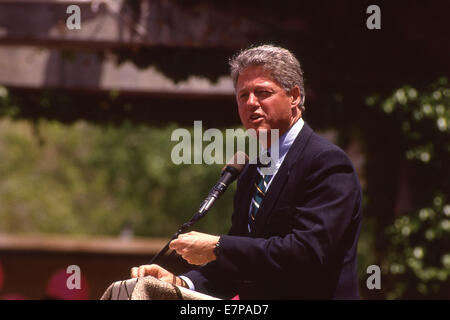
[268,117,304,168]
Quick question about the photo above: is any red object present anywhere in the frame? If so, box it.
[231,294,240,300]
[0,293,28,300]
[45,268,90,300]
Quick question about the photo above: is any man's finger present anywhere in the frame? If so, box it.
[138,266,146,277]
[169,239,179,250]
[136,264,157,278]
[130,267,138,278]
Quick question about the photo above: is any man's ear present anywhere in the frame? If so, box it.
[290,86,301,108]
[300,94,306,108]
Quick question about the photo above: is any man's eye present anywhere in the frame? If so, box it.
[258,91,272,97]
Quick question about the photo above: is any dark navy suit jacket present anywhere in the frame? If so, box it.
[183,122,363,299]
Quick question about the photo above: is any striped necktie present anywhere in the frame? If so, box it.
[248,166,273,232]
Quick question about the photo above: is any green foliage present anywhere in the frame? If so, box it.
[367,78,450,299]
[0,115,236,237]
[0,86,20,118]
[383,195,450,299]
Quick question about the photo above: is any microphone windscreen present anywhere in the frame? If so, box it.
[224,151,248,174]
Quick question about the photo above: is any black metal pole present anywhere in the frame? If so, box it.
[147,201,210,265]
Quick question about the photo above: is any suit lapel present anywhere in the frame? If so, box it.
[252,122,314,236]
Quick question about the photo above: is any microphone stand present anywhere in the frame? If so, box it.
[147,197,215,265]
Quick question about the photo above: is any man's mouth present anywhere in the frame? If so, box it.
[250,114,263,121]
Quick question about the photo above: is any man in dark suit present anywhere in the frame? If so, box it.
[131,45,362,299]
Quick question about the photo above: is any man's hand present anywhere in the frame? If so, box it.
[169,231,220,265]
[130,264,187,288]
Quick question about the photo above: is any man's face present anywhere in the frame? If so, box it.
[236,65,301,140]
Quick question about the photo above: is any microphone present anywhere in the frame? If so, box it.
[148,152,248,265]
[198,151,249,214]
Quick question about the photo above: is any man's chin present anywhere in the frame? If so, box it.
[244,124,265,134]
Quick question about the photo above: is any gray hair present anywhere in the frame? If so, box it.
[229,44,305,109]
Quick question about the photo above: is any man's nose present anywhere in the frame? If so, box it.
[246,92,259,107]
